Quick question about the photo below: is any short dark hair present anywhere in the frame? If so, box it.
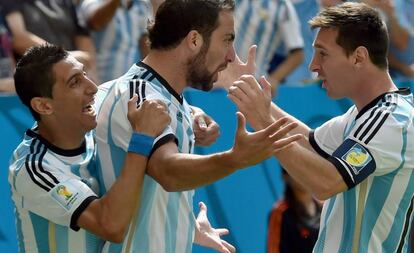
[148,0,235,50]
[309,2,389,69]
[14,44,68,121]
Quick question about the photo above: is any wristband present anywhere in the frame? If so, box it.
[127,132,155,157]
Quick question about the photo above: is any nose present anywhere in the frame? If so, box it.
[85,76,98,95]
[309,53,319,73]
[226,44,236,63]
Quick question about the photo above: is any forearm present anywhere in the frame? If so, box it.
[6,12,46,54]
[86,153,147,242]
[275,143,347,200]
[269,103,311,149]
[0,78,15,93]
[148,150,239,192]
[387,14,410,51]
[87,0,121,30]
[268,49,304,85]
[388,53,414,77]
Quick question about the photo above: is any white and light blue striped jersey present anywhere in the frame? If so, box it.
[309,88,414,253]
[234,0,304,77]
[8,129,103,253]
[77,0,152,82]
[95,62,196,253]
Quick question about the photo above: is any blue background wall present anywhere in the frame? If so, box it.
[1,82,410,252]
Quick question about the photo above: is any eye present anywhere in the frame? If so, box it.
[69,77,81,88]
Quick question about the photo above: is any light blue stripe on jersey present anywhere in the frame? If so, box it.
[165,192,181,253]
[134,176,158,252]
[185,211,194,253]
[314,195,336,252]
[30,212,49,253]
[337,189,356,253]
[382,128,411,250]
[55,225,69,253]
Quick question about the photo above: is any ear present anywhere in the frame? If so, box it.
[185,30,203,53]
[353,46,369,68]
[30,97,54,116]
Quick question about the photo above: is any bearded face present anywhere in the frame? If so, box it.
[186,41,216,91]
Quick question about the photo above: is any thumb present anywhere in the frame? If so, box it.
[128,94,138,111]
[259,76,272,97]
[197,201,207,219]
[236,112,247,135]
[196,116,208,130]
[247,45,257,67]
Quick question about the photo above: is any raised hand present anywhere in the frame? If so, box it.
[214,45,257,90]
[229,112,302,169]
[127,95,171,137]
[194,202,236,253]
[191,106,220,147]
[228,75,273,130]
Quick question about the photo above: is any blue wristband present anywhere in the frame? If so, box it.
[127,133,155,157]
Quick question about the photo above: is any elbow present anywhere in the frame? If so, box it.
[158,178,182,192]
[312,184,338,201]
[99,221,128,243]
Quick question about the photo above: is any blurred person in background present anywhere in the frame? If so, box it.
[0,0,98,82]
[267,168,322,253]
[76,0,153,82]
[227,0,304,95]
[0,10,15,93]
[362,0,414,84]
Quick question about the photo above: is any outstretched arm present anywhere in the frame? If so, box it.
[147,112,302,192]
[228,75,347,200]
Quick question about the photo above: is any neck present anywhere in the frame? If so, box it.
[352,69,397,111]
[37,121,86,150]
[142,49,188,95]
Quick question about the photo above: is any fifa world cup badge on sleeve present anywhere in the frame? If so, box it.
[341,143,372,174]
[50,179,83,210]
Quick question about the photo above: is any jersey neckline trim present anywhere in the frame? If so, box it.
[356,87,411,120]
[136,61,184,104]
[26,128,87,156]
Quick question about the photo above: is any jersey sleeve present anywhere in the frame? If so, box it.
[317,106,407,189]
[12,162,97,231]
[309,107,356,158]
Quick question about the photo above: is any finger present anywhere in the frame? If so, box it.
[215,228,229,236]
[269,122,299,141]
[262,117,289,136]
[228,85,250,105]
[238,75,262,94]
[198,202,207,217]
[273,134,303,150]
[235,112,247,135]
[258,76,272,97]
[197,116,208,130]
[221,240,236,253]
[128,94,138,111]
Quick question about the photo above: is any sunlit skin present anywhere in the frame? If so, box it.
[309,28,356,100]
[37,55,98,149]
[187,10,236,91]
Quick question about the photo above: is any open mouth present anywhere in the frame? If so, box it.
[82,101,96,116]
